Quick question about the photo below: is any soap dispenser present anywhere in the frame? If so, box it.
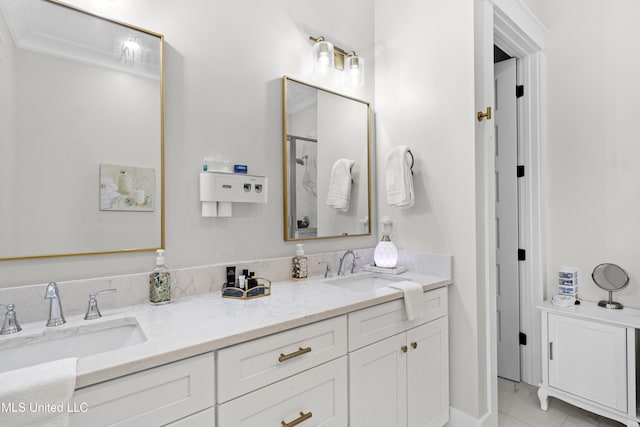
[150,249,171,305]
[292,243,308,281]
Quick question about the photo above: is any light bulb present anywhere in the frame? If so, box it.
[345,54,365,87]
[313,40,334,76]
[374,233,397,268]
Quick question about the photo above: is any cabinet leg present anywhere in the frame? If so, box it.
[537,386,549,411]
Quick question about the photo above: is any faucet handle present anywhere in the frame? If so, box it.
[84,288,117,320]
[0,304,21,335]
[44,281,59,299]
[351,252,362,274]
[318,261,333,278]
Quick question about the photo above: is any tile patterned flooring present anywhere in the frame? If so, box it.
[498,378,626,427]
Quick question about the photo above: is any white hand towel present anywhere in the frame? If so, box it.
[0,357,78,427]
[385,145,414,208]
[326,159,355,211]
[387,281,423,321]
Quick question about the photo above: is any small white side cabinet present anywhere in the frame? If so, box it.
[538,302,640,427]
[349,287,449,427]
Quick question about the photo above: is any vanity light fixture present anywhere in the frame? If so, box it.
[120,36,140,64]
[310,36,365,87]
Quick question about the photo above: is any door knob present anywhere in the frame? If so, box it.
[477,107,492,122]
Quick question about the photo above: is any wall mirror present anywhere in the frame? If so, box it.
[282,77,371,241]
[0,0,164,260]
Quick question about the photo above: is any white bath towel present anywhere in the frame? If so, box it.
[387,281,424,321]
[0,357,78,427]
[385,145,414,208]
[326,159,354,211]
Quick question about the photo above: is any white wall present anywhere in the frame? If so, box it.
[374,0,483,418]
[542,0,640,308]
[1,0,376,287]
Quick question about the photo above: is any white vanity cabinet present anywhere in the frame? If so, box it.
[70,352,215,427]
[217,315,348,426]
[349,287,449,427]
[538,302,639,427]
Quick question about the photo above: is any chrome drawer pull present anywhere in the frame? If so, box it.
[279,346,312,362]
[281,411,312,427]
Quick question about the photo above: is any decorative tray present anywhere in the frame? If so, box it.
[221,278,271,300]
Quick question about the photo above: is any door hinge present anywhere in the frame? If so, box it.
[517,165,525,178]
[519,332,527,346]
[516,85,524,98]
[518,249,526,261]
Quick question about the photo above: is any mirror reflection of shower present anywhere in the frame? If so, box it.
[288,135,318,238]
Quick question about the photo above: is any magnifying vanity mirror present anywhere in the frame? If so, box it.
[0,0,164,260]
[282,77,371,241]
[592,263,630,309]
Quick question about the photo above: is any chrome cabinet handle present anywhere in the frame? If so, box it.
[279,346,312,363]
[281,411,312,427]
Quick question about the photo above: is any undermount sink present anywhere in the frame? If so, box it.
[324,272,406,292]
[0,316,146,373]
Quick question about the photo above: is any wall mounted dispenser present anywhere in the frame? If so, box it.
[199,172,268,217]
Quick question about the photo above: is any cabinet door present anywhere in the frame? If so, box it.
[407,317,449,427]
[548,313,627,412]
[349,333,407,427]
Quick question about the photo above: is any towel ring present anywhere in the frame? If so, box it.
[407,150,414,175]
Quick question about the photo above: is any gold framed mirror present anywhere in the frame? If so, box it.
[282,76,371,241]
[0,0,164,260]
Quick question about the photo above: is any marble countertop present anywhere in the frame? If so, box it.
[3,271,451,389]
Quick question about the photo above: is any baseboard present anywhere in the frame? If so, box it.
[448,407,497,427]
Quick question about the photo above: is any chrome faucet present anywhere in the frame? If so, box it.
[44,282,66,327]
[338,250,360,276]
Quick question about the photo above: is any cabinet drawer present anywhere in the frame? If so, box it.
[218,357,348,427]
[217,315,347,402]
[70,353,215,427]
[165,407,216,426]
[348,287,447,351]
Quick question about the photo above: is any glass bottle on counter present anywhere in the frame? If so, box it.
[150,249,171,304]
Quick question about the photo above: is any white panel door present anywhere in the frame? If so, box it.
[548,313,627,411]
[349,333,407,427]
[495,57,521,382]
[407,317,449,427]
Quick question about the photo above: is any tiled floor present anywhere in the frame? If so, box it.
[498,378,626,426]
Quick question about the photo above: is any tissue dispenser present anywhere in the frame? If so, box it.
[200,172,268,217]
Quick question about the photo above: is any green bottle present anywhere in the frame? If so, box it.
[150,249,171,304]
